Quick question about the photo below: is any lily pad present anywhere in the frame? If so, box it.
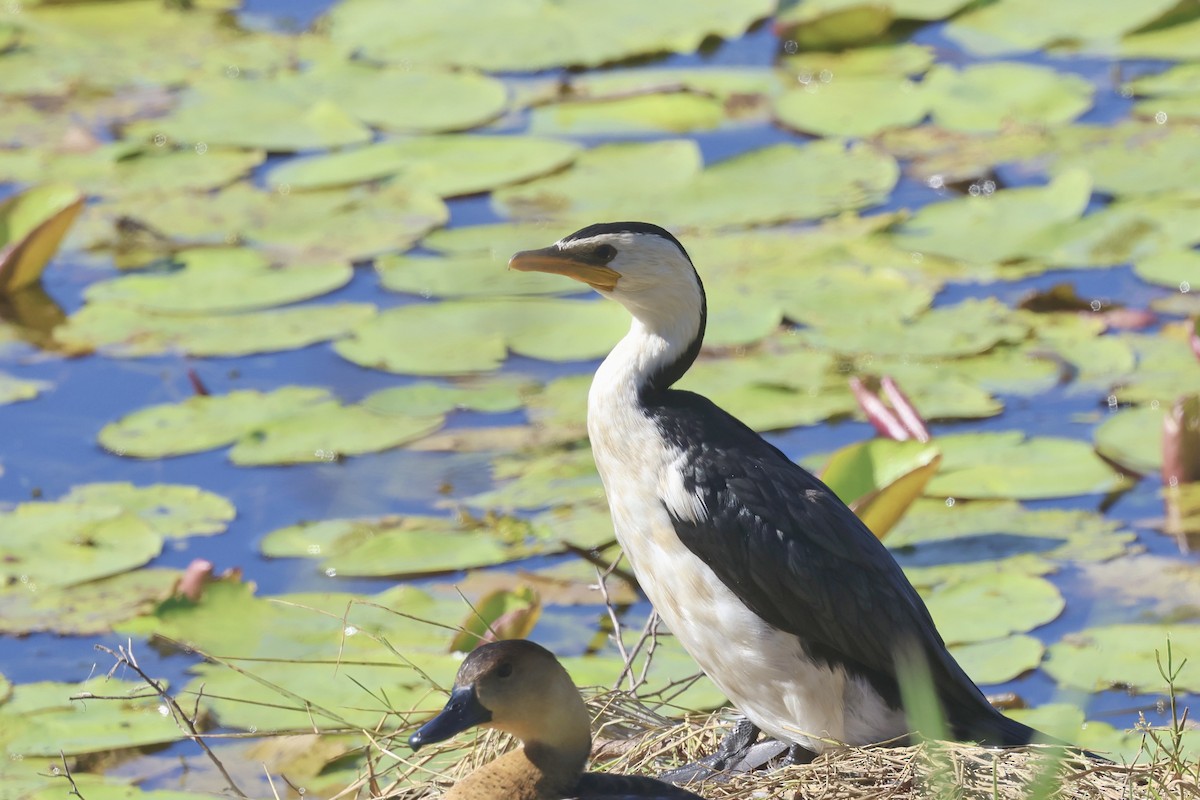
[821,439,941,539]
[335,298,628,376]
[949,635,1044,685]
[83,248,353,314]
[0,502,161,588]
[781,43,935,79]
[559,67,784,103]
[0,678,185,757]
[60,482,235,538]
[325,0,774,71]
[1006,704,1141,757]
[377,252,584,299]
[267,135,579,196]
[362,378,531,417]
[925,431,1128,500]
[1120,17,1200,60]
[465,448,606,510]
[944,0,1180,55]
[0,183,85,293]
[0,568,180,635]
[1044,624,1200,694]
[1112,330,1200,405]
[54,301,376,358]
[889,170,1092,266]
[493,139,899,229]
[260,514,543,576]
[1094,406,1164,475]
[1135,249,1200,291]
[923,63,1094,133]
[1051,123,1200,198]
[0,371,50,405]
[774,76,927,138]
[529,92,729,136]
[924,573,1064,645]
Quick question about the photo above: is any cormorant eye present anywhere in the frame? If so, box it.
[594,244,617,262]
[496,662,513,679]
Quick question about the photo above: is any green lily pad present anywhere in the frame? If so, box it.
[1135,249,1200,290]
[325,0,774,71]
[774,76,927,138]
[925,431,1128,500]
[1081,555,1200,622]
[889,170,1092,266]
[0,371,50,405]
[1030,195,1200,268]
[1094,406,1164,475]
[267,135,579,196]
[228,402,443,466]
[1112,329,1200,405]
[377,252,584,299]
[529,92,729,136]
[1006,704,1141,757]
[781,43,936,79]
[0,678,185,757]
[60,482,235,538]
[796,298,1029,358]
[924,573,1064,645]
[1045,624,1200,694]
[1125,62,1200,98]
[888,498,1135,565]
[1051,123,1200,198]
[493,139,899,229]
[335,298,628,376]
[260,514,543,576]
[0,502,161,588]
[877,125,1055,187]
[821,439,941,539]
[1121,17,1200,60]
[559,67,784,103]
[923,63,1094,133]
[98,182,447,264]
[465,448,606,510]
[84,248,352,314]
[949,635,1044,685]
[54,301,376,358]
[0,568,180,635]
[97,386,332,459]
[944,0,1180,55]
[362,378,531,417]
[0,183,85,293]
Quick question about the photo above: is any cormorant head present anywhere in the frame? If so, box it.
[408,639,591,755]
[509,221,705,331]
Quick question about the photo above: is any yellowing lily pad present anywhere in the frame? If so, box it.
[0,183,85,293]
[54,301,376,358]
[325,0,774,71]
[925,431,1128,500]
[781,43,935,79]
[529,92,729,136]
[493,139,899,229]
[60,482,235,538]
[83,248,352,314]
[267,135,580,196]
[1045,624,1200,694]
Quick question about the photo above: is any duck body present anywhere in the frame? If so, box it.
[512,222,1040,756]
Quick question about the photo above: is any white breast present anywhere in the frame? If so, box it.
[587,354,906,751]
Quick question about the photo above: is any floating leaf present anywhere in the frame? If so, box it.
[781,43,935,78]
[774,76,927,138]
[83,248,352,314]
[377,252,584,299]
[450,587,541,652]
[465,448,606,510]
[949,635,1044,685]
[1135,249,1200,290]
[0,371,50,405]
[0,568,180,635]
[877,124,1054,187]
[54,301,376,358]
[0,678,185,757]
[1094,406,1163,475]
[924,573,1064,645]
[61,482,235,538]
[1044,624,1200,694]
[944,0,1180,55]
[821,439,941,539]
[1006,703,1141,757]
[925,431,1128,500]
[326,0,774,71]
[1112,329,1200,405]
[529,93,728,135]
[493,139,899,229]
[362,378,530,417]
[267,135,579,196]
[889,170,1092,266]
[0,183,85,293]
[0,503,161,588]
[1051,123,1200,198]
[559,67,784,103]
[1121,18,1200,61]
[922,63,1094,132]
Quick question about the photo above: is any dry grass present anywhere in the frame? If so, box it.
[344,691,1188,800]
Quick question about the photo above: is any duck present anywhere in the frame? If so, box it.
[409,639,707,799]
[508,222,1047,776]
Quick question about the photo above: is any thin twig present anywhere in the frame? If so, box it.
[57,752,85,800]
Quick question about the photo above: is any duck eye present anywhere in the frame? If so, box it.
[496,662,513,679]
[593,244,617,262]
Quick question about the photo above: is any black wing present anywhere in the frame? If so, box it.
[648,390,1036,746]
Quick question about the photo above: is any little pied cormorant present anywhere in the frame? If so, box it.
[510,222,1042,771]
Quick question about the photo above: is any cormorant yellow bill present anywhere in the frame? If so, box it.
[508,247,620,292]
